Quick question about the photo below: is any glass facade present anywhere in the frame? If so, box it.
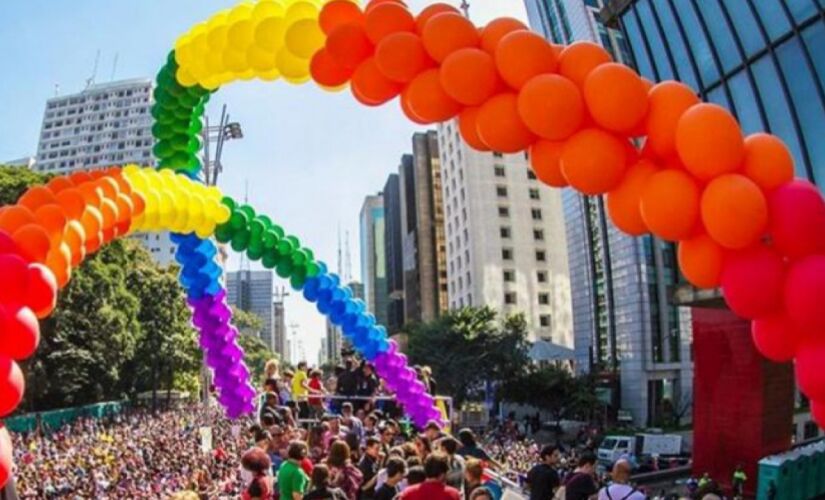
[618,0,825,186]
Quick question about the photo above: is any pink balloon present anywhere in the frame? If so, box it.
[795,340,825,401]
[812,400,825,428]
[0,356,24,417]
[785,255,825,331]
[721,246,785,319]
[0,425,10,489]
[751,313,801,362]
[0,254,29,303]
[769,180,825,259]
[0,304,40,360]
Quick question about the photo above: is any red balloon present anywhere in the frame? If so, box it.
[0,303,40,360]
[365,2,415,44]
[529,140,567,188]
[721,246,785,319]
[0,356,24,417]
[375,32,433,83]
[326,22,374,69]
[351,57,402,106]
[310,49,354,87]
[399,95,429,125]
[812,399,825,428]
[0,425,10,489]
[768,180,825,259]
[751,313,802,363]
[0,230,19,256]
[421,12,479,63]
[402,69,461,122]
[795,339,825,401]
[476,93,537,154]
[319,0,365,35]
[0,254,29,303]
[440,48,499,106]
[784,255,825,331]
[26,263,57,319]
[458,107,490,151]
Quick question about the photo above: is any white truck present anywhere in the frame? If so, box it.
[597,433,683,467]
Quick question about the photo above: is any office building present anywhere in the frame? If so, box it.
[33,78,178,265]
[360,195,389,326]
[3,157,36,169]
[325,281,365,365]
[436,122,574,348]
[524,0,693,427]
[273,296,287,359]
[383,173,405,334]
[226,270,275,352]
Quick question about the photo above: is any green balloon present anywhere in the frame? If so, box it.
[286,235,301,249]
[166,82,185,98]
[305,261,321,278]
[166,51,178,70]
[153,141,174,159]
[290,273,307,290]
[177,91,198,108]
[151,123,173,141]
[185,136,202,154]
[239,205,256,222]
[231,230,251,252]
[173,105,191,120]
[262,228,281,250]
[249,219,266,236]
[229,210,249,230]
[214,224,235,243]
[262,250,281,269]
[257,215,273,229]
[276,239,295,257]
[170,134,189,150]
[151,105,165,120]
[291,249,308,266]
[188,119,204,135]
[187,84,207,98]
[303,248,315,262]
[221,197,237,211]
[270,224,285,239]
[157,111,177,126]
[193,103,205,116]
[276,260,293,279]
[248,244,264,261]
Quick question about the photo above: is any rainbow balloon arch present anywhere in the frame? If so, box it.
[1,0,825,487]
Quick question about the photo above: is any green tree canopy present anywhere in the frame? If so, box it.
[501,364,602,426]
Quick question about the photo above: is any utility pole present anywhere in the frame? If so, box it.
[459,0,470,19]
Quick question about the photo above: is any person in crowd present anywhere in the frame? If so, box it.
[526,445,561,500]
[374,447,407,491]
[356,363,380,413]
[379,423,396,462]
[463,458,484,500]
[414,434,432,462]
[279,441,310,500]
[374,456,406,500]
[420,366,437,395]
[438,437,466,491]
[260,391,282,425]
[337,358,359,409]
[400,453,460,500]
[469,488,494,500]
[424,420,445,442]
[597,459,644,500]
[241,448,274,500]
[265,359,280,382]
[732,464,747,499]
[562,453,598,500]
[303,463,349,500]
[327,440,364,500]
[308,423,330,462]
[341,402,365,443]
[292,361,312,420]
[363,413,379,442]
[358,436,382,499]
[309,369,328,419]
[456,429,499,468]
[406,465,427,487]
[324,414,348,449]
[281,370,295,404]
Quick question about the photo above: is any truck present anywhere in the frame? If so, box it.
[597,433,684,467]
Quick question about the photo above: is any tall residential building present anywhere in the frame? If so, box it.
[325,281,364,364]
[360,195,389,327]
[3,157,36,169]
[383,173,405,334]
[399,131,448,325]
[525,0,693,427]
[226,270,275,352]
[603,0,824,187]
[33,78,177,266]
[436,122,574,348]
[273,295,287,359]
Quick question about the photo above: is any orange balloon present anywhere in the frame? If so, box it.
[640,169,701,241]
[365,0,405,11]
[311,48,355,87]
[645,81,699,159]
[606,159,658,236]
[108,169,132,195]
[80,207,103,254]
[415,3,460,34]
[558,41,612,88]
[402,69,461,122]
[701,174,768,250]
[676,103,744,181]
[495,31,557,90]
[78,183,103,208]
[440,48,499,106]
[327,22,374,69]
[12,224,51,264]
[375,32,433,83]
[68,171,93,187]
[560,128,627,195]
[421,13,479,63]
[480,17,527,55]
[99,199,119,244]
[457,107,489,151]
[130,192,146,219]
[583,63,648,134]
[365,2,414,44]
[0,206,36,235]
[18,186,57,212]
[55,189,87,221]
[320,0,365,35]
[34,205,68,244]
[399,94,430,125]
[517,74,584,140]
[351,57,402,106]
[114,194,134,237]
[45,176,75,195]
[45,244,71,289]
[678,233,725,288]
[96,177,120,200]
[529,140,567,187]
[63,221,86,266]
[742,133,794,192]
[476,93,537,154]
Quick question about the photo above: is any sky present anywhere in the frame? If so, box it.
[0,0,528,363]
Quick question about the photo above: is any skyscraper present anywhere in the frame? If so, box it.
[360,195,389,327]
[273,288,288,360]
[383,173,405,334]
[524,0,693,427]
[226,270,275,352]
[436,122,574,348]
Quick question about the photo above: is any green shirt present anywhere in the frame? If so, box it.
[733,470,748,482]
[278,460,308,499]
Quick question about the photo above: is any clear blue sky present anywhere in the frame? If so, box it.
[0,0,527,362]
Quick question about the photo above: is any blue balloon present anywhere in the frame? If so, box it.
[317,298,333,315]
[375,338,390,353]
[303,285,320,303]
[317,262,329,275]
[317,288,333,304]
[329,308,346,326]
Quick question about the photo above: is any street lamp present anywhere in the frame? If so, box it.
[201,104,244,186]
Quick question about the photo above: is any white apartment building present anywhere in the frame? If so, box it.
[436,122,574,348]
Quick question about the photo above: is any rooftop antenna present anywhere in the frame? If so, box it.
[344,230,352,283]
[54,84,60,97]
[85,49,100,89]
[337,224,343,277]
[459,0,470,19]
[110,52,119,81]
[238,180,251,271]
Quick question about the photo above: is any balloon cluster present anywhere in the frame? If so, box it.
[174,0,327,88]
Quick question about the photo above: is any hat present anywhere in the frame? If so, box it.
[424,420,442,431]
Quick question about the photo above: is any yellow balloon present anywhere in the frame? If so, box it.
[284,19,324,59]
[227,19,256,48]
[258,68,281,81]
[205,186,223,201]
[223,48,249,73]
[207,23,229,51]
[228,2,255,23]
[176,67,198,88]
[276,46,310,83]
[238,69,257,81]
[142,192,161,230]
[255,16,286,50]
[286,1,319,23]
[247,45,278,72]
[253,0,285,21]
[216,205,232,225]
[204,48,225,78]
[201,75,222,91]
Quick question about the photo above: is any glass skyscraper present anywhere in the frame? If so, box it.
[360,194,389,328]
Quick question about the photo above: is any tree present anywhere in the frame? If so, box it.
[405,307,531,406]
[0,166,50,205]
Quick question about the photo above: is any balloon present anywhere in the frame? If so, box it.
[12,224,51,263]
[676,103,744,181]
[319,0,364,35]
[701,174,767,250]
[439,48,499,106]
[741,133,795,192]
[784,255,825,331]
[46,176,75,195]
[558,41,612,88]
[254,15,286,50]
[639,170,700,242]
[402,69,461,122]
[644,81,700,160]
[457,107,489,151]
[0,425,10,489]
[310,48,354,87]
[796,340,825,401]
[529,140,567,188]
[0,304,39,360]
[0,357,24,417]
[560,128,627,195]
[0,232,18,257]
[518,74,584,141]
[606,159,657,236]
[26,264,58,318]
[421,12,479,63]
[677,233,725,289]
[351,57,402,105]
[476,93,536,154]
[583,62,648,134]
[0,254,29,302]
[0,205,36,235]
[276,47,310,83]
[768,180,825,259]
[55,189,87,220]
[365,2,414,44]
[326,22,373,69]
[375,32,433,83]
[415,3,460,34]
[284,19,325,59]
[751,313,801,363]
[480,17,527,55]
[720,245,785,319]
[495,31,557,90]
[18,186,57,212]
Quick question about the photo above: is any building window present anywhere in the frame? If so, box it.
[498,206,510,218]
[504,292,517,305]
[500,226,511,239]
[540,315,552,328]
[503,270,516,282]
[536,250,546,262]
[538,293,550,305]
[502,248,513,261]
[533,229,544,241]
[496,186,508,197]
[531,208,542,220]
[494,165,506,177]
[529,188,540,200]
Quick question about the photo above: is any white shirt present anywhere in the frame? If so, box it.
[598,483,646,500]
